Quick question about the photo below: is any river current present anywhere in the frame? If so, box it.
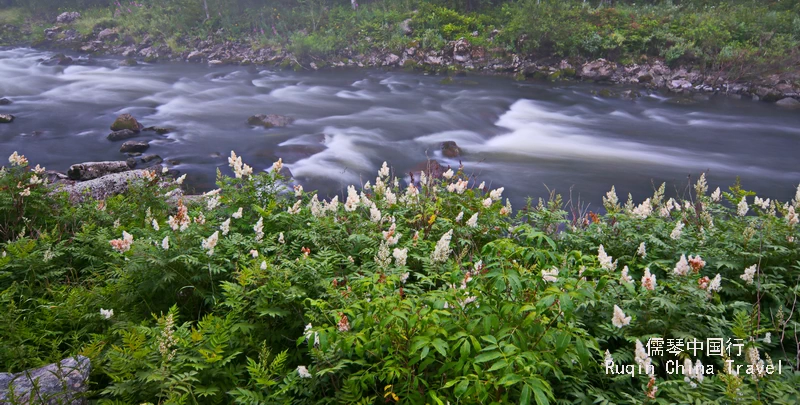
[1,47,798,208]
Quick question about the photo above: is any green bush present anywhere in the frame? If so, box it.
[2,151,800,404]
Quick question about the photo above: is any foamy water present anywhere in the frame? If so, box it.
[1,47,798,207]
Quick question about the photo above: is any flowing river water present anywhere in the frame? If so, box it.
[2,47,799,208]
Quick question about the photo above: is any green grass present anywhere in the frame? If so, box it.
[71,8,116,36]
[0,8,27,25]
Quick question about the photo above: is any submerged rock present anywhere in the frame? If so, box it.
[0,355,90,405]
[67,161,131,181]
[247,114,294,128]
[0,114,14,123]
[143,126,171,135]
[141,154,163,165]
[120,141,150,153]
[441,141,462,158]
[110,114,143,131]
[107,129,138,141]
[0,98,11,105]
[119,58,137,67]
[42,54,73,66]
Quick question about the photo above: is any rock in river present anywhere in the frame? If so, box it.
[107,129,138,141]
[0,114,14,123]
[143,126,171,135]
[0,98,12,105]
[110,113,143,131]
[776,97,800,108]
[247,114,294,128]
[120,141,150,153]
[0,355,91,405]
[441,141,462,158]
[68,161,131,181]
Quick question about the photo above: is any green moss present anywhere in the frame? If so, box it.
[0,8,26,25]
[597,89,615,97]
[403,59,419,70]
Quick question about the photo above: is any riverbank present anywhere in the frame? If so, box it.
[2,1,800,105]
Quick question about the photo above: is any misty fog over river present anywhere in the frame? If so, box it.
[2,47,799,208]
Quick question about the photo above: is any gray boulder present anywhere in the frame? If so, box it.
[55,12,81,24]
[400,19,413,36]
[247,114,294,128]
[579,59,616,81]
[67,161,131,181]
[0,114,14,123]
[97,28,118,42]
[383,53,400,66]
[0,355,90,405]
[57,167,162,202]
[187,51,204,62]
[452,38,471,63]
[120,141,150,153]
[776,97,800,108]
[107,129,138,141]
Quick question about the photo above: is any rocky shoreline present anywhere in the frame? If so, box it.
[2,11,795,106]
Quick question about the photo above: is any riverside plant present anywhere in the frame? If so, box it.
[1,152,800,404]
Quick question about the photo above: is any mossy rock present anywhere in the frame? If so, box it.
[532,71,549,81]
[110,114,142,132]
[561,68,576,78]
[279,59,292,69]
[548,70,562,81]
[597,89,615,98]
[403,59,419,70]
[439,77,454,85]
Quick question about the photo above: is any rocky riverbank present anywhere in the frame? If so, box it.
[5,11,796,106]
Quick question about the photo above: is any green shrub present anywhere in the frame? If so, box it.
[2,151,800,403]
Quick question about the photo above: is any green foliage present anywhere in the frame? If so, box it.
[2,152,800,403]
[4,0,799,75]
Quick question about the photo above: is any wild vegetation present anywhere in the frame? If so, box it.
[2,0,800,77]
[1,150,800,403]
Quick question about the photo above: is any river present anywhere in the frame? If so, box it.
[1,47,798,209]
